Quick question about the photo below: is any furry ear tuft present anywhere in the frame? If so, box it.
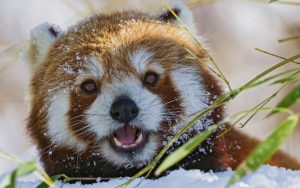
[157,1,196,34]
[158,7,181,21]
[26,22,63,71]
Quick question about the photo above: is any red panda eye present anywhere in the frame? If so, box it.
[80,80,97,95]
[143,72,159,87]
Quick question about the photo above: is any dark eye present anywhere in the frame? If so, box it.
[80,80,97,95]
[143,72,159,87]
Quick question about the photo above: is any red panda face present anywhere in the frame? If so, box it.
[43,37,210,166]
[27,4,223,176]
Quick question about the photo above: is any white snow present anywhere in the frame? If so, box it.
[1,164,300,187]
[1,148,300,188]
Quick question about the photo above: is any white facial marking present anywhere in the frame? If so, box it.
[129,49,154,74]
[76,56,103,85]
[84,56,104,78]
[47,90,86,151]
[148,62,165,75]
[171,65,209,131]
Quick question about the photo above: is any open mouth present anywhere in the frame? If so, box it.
[109,124,149,152]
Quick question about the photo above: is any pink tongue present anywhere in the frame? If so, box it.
[115,125,137,145]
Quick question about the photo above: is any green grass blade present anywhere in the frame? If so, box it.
[255,48,300,65]
[36,174,67,188]
[0,151,23,164]
[0,160,37,188]
[269,0,279,2]
[226,115,299,188]
[0,151,56,188]
[15,160,37,176]
[155,124,219,176]
[271,76,300,85]
[268,84,300,116]
[246,68,300,88]
[241,53,300,90]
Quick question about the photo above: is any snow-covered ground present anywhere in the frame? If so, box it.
[2,166,300,188]
[1,165,300,188]
[1,148,300,187]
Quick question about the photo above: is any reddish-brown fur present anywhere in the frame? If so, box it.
[27,10,300,179]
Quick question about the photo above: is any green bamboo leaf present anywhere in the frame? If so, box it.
[271,76,300,85]
[269,0,279,3]
[268,84,300,116]
[36,174,67,188]
[0,160,37,188]
[249,68,300,88]
[155,125,219,176]
[226,115,299,188]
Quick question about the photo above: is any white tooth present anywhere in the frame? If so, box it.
[130,143,137,147]
[135,132,143,144]
[113,137,123,147]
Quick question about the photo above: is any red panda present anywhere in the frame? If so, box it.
[25,1,300,179]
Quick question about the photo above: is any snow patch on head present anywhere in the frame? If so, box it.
[59,63,75,75]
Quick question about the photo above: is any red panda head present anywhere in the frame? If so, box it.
[26,2,224,176]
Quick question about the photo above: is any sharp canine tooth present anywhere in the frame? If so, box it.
[135,132,143,144]
[113,137,123,147]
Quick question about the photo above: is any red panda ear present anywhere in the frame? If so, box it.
[26,22,64,71]
[156,1,196,34]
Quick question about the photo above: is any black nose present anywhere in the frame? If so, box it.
[110,98,139,123]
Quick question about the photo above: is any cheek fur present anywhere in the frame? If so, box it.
[148,74,184,134]
[47,90,86,151]
[85,94,114,140]
[67,90,97,145]
[134,87,163,132]
[171,66,208,115]
[169,65,212,134]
